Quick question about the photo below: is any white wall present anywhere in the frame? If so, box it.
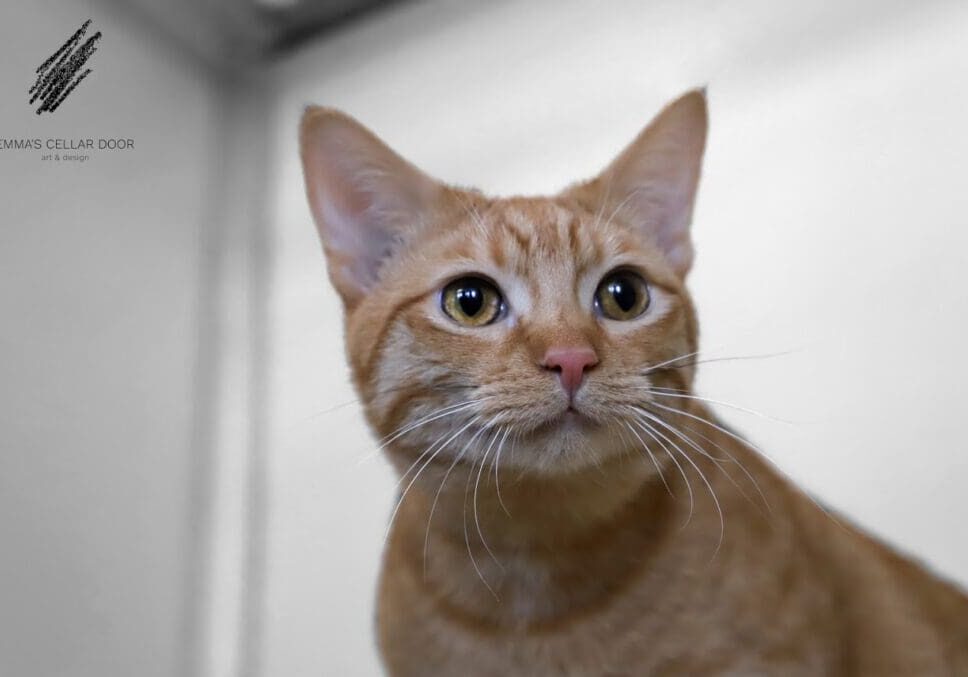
[263,1,968,674]
[0,2,221,676]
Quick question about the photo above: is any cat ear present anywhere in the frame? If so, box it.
[300,107,445,307]
[582,89,707,277]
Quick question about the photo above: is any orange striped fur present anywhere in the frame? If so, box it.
[301,91,968,675]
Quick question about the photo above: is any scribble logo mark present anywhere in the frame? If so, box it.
[29,20,102,115]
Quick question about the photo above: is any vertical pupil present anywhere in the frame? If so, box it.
[609,277,636,312]
[457,286,484,316]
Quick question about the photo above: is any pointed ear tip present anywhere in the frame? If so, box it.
[679,88,708,112]
[299,105,358,140]
[300,105,326,142]
[300,104,324,124]
[663,88,708,134]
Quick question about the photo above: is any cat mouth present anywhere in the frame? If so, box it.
[549,405,594,429]
[509,404,600,438]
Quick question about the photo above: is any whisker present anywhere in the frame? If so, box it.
[642,350,701,375]
[632,414,724,555]
[605,419,638,468]
[378,398,488,448]
[637,407,764,517]
[423,424,494,579]
[509,429,527,485]
[358,399,487,467]
[491,426,513,517]
[643,388,795,425]
[629,418,694,527]
[622,421,673,497]
[648,401,850,533]
[644,349,797,375]
[464,451,499,600]
[390,414,474,489]
[474,434,503,570]
[612,420,637,465]
[297,382,471,425]
[635,407,730,463]
[647,400,780,466]
[384,415,481,546]
[655,411,773,514]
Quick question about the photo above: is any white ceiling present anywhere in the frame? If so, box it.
[103,0,400,71]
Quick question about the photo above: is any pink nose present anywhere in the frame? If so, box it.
[542,347,599,400]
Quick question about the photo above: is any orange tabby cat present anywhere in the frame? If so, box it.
[300,90,968,675]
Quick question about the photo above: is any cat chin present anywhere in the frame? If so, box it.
[511,414,624,474]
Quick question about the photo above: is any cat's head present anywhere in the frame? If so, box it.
[301,91,706,475]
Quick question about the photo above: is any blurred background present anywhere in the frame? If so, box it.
[1,0,966,675]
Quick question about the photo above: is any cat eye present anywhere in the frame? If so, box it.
[441,276,504,327]
[595,270,650,321]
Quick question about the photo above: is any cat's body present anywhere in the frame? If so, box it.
[379,413,968,675]
[300,91,968,675]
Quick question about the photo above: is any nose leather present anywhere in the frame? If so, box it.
[542,347,599,400]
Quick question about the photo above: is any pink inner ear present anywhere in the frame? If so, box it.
[624,174,696,275]
[318,186,397,292]
[599,92,706,277]
[314,158,399,287]
[300,109,443,303]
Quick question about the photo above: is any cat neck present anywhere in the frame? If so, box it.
[384,405,767,629]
